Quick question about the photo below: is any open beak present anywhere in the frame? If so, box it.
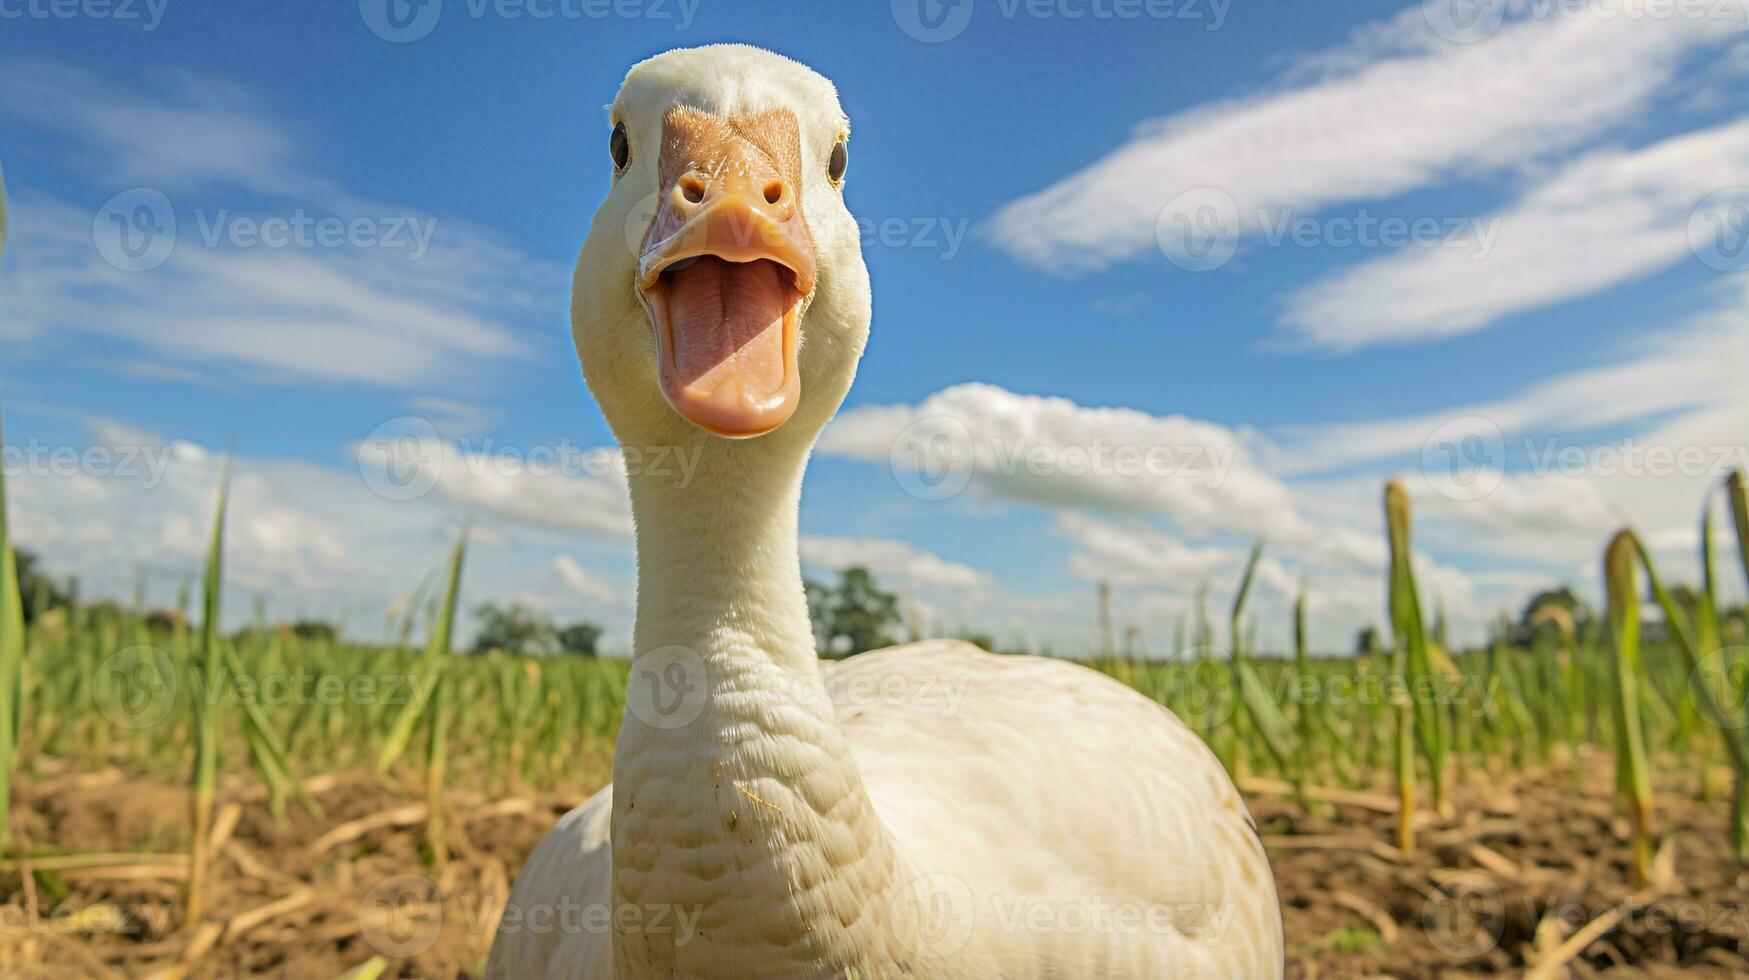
[637,131,817,439]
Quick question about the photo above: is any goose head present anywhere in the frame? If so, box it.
[573,45,870,459]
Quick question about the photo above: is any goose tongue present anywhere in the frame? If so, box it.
[657,256,800,437]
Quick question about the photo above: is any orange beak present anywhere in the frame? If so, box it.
[637,108,817,439]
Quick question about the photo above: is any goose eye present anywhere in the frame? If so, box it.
[827,140,848,185]
[610,122,630,172]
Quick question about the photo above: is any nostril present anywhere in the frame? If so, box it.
[763,181,785,206]
[679,174,707,205]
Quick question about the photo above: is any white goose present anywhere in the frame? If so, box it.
[489,45,1282,980]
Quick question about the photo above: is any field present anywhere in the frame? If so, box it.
[1,467,1747,978]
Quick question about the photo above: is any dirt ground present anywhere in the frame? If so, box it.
[2,756,1744,978]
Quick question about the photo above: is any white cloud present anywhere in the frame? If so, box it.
[822,382,1381,573]
[800,535,990,591]
[1276,287,1748,475]
[1282,119,1749,349]
[6,421,639,643]
[352,434,633,539]
[0,59,564,389]
[551,555,619,604]
[985,4,1738,273]
[0,60,322,200]
[0,195,545,389]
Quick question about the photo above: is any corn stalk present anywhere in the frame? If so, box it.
[1385,481,1446,849]
[1604,530,1654,887]
[377,537,465,776]
[423,530,467,865]
[0,404,24,857]
[186,458,231,927]
[1227,541,1294,779]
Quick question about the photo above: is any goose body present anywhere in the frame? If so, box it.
[489,45,1282,979]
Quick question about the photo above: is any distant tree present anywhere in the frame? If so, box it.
[471,602,558,656]
[556,621,603,657]
[14,549,70,624]
[290,620,339,643]
[809,567,900,657]
[804,576,833,652]
[1517,587,1588,642]
[1354,625,1382,658]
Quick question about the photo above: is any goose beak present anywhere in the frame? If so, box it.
[637,119,817,439]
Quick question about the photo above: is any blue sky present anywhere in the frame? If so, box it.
[1,0,1746,652]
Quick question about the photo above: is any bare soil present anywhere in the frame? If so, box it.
[2,755,1743,978]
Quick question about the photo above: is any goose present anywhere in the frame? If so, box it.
[488,44,1282,980]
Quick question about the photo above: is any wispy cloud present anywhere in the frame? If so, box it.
[1282,118,1749,349]
[0,60,563,389]
[1276,280,1748,473]
[985,5,1738,273]
[800,535,991,591]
